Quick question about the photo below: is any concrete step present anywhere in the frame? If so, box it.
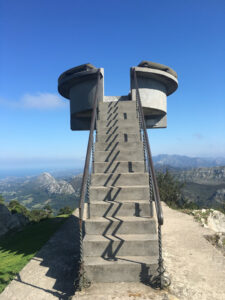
[85,216,156,235]
[84,255,158,282]
[98,111,137,121]
[97,133,141,143]
[89,201,151,218]
[94,161,145,173]
[90,186,150,202]
[83,234,158,257]
[91,173,149,187]
[95,149,144,162]
[98,101,136,112]
[95,141,142,152]
[97,125,139,135]
[97,119,139,131]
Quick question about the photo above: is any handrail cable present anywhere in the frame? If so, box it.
[77,69,101,290]
[133,69,171,289]
[79,69,101,222]
[133,70,163,226]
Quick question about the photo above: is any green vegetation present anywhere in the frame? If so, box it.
[156,170,199,209]
[8,200,30,217]
[0,215,69,293]
[0,194,4,204]
[7,200,54,222]
[57,206,73,216]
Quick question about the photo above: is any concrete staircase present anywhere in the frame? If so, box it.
[83,101,158,283]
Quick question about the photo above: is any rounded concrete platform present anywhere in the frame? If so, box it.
[130,61,178,128]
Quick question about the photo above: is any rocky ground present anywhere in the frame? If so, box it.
[161,203,225,300]
[1,203,225,300]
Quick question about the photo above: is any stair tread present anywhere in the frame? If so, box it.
[84,256,158,265]
[90,185,149,189]
[95,149,142,153]
[92,172,147,175]
[86,216,153,222]
[94,161,144,163]
[91,200,150,204]
[84,234,157,242]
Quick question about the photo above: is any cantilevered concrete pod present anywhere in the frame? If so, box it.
[130,61,178,128]
[58,63,104,130]
[58,61,178,130]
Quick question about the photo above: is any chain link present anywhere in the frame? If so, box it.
[150,225,171,289]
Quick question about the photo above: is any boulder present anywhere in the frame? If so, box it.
[207,210,225,233]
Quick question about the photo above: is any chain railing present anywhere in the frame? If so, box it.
[76,69,101,290]
[133,69,170,289]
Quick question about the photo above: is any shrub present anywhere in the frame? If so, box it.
[8,200,30,218]
[156,170,185,209]
[29,209,50,222]
[57,206,73,216]
[0,194,4,204]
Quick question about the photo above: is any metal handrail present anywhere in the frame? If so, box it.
[79,69,101,223]
[77,69,101,290]
[133,69,163,226]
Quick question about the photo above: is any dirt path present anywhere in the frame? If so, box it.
[162,202,225,300]
[1,204,225,300]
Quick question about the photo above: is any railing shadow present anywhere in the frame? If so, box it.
[101,202,124,261]
[105,135,119,151]
[105,126,118,144]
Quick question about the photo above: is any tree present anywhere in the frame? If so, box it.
[57,206,73,215]
[0,194,4,204]
[29,209,50,222]
[43,204,53,217]
[8,200,29,217]
[156,170,185,208]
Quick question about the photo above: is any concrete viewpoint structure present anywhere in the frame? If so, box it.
[58,62,178,283]
[58,61,178,130]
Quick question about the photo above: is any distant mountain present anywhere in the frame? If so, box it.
[173,166,225,185]
[30,172,75,194]
[0,172,82,213]
[153,154,225,169]
[172,166,225,210]
[1,156,225,214]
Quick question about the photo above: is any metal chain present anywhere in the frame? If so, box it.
[150,225,171,289]
[133,69,169,289]
[148,168,154,218]
[76,71,101,291]
[142,131,147,172]
[92,138,95,174]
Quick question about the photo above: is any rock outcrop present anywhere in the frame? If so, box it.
[175,166,225,185]
[34,172,75,195]
[0,204,29,238]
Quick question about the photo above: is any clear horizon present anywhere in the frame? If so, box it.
[1,1,225,163]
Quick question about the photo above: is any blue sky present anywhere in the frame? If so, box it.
[0,0,225,171]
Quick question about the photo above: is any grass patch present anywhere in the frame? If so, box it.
[0,215,69,293]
